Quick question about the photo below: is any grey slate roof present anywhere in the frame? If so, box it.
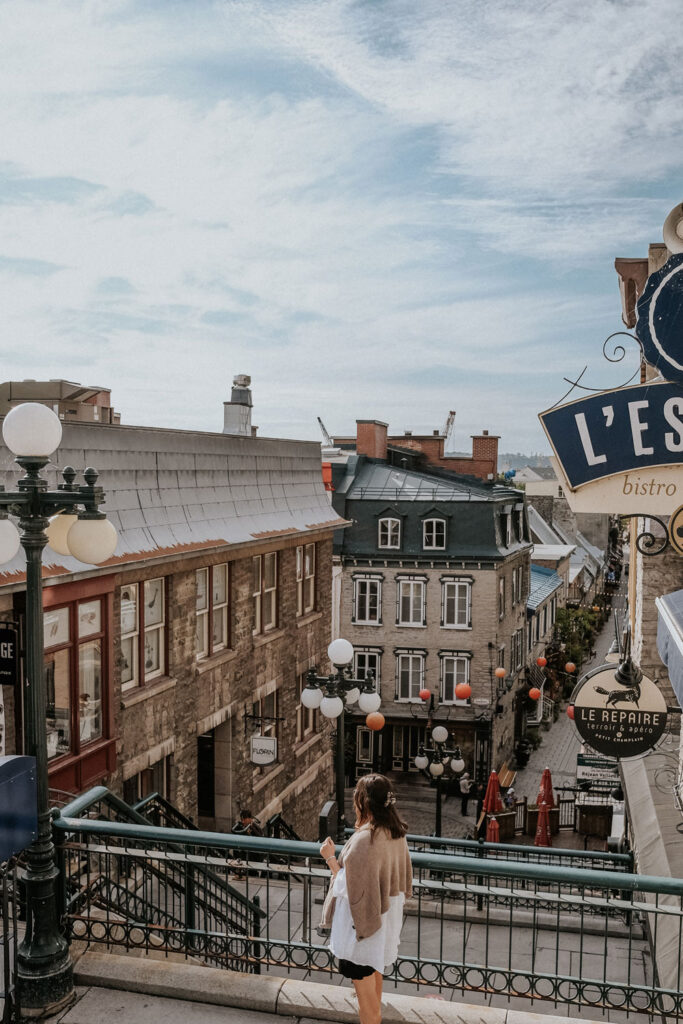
[339,461,515,502]
[0,421,344,584]
[528,565,564,611]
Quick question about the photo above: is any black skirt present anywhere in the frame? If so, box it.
[337,958,375,980]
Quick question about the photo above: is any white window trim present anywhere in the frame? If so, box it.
[353,647,382,686]
[396,578,426,627]
[441,578,472,630]
[378,517,401,550]
[423,518,446,551]
[395,651,426,702]
[353,576,383,625]
[439,652,471,705]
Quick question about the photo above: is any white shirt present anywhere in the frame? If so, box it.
[328,867,404,974]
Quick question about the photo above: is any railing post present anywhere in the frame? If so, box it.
[184,863,196,952]
[252,894,261,975]
[476,837,485,912]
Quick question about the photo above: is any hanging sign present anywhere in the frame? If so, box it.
[576,752,619,785]
[635,252,683,382]
[573,664,668,758]
[250,734,277,766]
[0,624,18,686]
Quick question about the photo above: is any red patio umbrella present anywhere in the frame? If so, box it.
[537,766,556,809]
[485,815,500,843]
[534,800,552,847]
[482,770,504,814]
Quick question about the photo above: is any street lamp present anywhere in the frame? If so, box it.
[0,403,118,1016]
[305,638,381,840]
[414,725,465,837]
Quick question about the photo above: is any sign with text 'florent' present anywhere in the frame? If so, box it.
[250,735,277,766]
[540,382,683,514]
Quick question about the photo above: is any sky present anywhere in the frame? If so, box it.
[0,0,680,452]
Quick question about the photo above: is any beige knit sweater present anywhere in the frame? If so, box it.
[319,824,413,941]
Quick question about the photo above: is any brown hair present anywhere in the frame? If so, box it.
[353,773,408,840]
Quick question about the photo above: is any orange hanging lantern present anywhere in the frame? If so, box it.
[528,687,541,701]
[565,662,576,674]
[366,711,385,731]
[419,688,431,702]
[494,667,506,679]
[454,682,472,700]
[536,656,547,668]
[567,704,575,720]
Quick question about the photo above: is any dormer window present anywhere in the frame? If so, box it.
[423,518,446,550]
[378,517,401,549]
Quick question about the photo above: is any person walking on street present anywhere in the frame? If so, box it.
[459,771,472,816]
[319,774,413,1024]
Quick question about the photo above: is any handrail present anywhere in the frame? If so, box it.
[54,814,683,897]
[373,829,633,866]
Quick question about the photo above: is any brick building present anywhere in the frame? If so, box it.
[329,419,531,787]
[0,386,344,839]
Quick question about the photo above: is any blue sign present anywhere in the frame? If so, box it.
[0,755,37,861]
[540,381,683,488]
[636,253,683,383]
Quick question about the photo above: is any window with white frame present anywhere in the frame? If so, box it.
[356,727,372,763]
[353,576,382,624]
[511,568,518,606]
[196,563,229,658]
[440,654,471,704]
[296,543,316,616]
[511,628,524,671]
[441,579,471,628]
[517,567,524,604]
[121,579,167,690]
[423,518,446,550]
[354,648,381,685]
[397,578,426,626]
[253,552,278,634]
[396,652,425,701]
[378,517,401,549]
[498,577,505,619]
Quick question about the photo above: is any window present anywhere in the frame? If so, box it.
[296,543,316,616]
[196,564,229,658]
[501,508,513,547]
[354,649,381,685]
[511,629,524,671]
[120,578,167,691]
[252,689,279,741]
[45,599,106,761]
[253,553,278,634]
[396,652,425,701]
[423,518,446,550]
[511,568,518,606]
[498,577,506,620]
[356,728,372,763]
[353,576,382,624]
[440,654,470,704]
[442,579,471,628]
[378,517,401,549]
[397,578,425,626]
[296,674,318,743]
[123,755,172,804]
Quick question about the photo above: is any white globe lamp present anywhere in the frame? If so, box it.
[358,690,381,714]
[451,755,465,774]
[0,520,20,564]
[320,695,344,719]
[429,761,445,777]
[345,687,360,705]
[328,638,354,666]
[46,514,79,556]
[301,685,323,709]
[66,517,118,565]
[432,725,449,744]
[414,754,429,771]
[2,403,63,457]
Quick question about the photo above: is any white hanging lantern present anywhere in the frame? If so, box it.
[2,402,62,457]
[46,514,78,556]
[414,754,429,771]
[431,725,448,744]
[301,685,323,709]
[66,517,118,564]
[0,519,20,564]
[358,690,381,714]
[345,687,360,705]
[328,637,354,666]
[429,761,445,777]
[320,695,344,719]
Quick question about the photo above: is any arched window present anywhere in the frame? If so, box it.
[378,517,401,549]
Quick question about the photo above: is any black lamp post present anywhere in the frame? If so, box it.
[414,726,465,837]
[303,638,381,841]
[0,403,117,1016]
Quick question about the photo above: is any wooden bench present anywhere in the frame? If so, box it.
[498,761,516,790]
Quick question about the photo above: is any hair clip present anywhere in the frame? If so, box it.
[384,793,396,807]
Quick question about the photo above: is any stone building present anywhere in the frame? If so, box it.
[329,419,532,786]
[0,383,344,839]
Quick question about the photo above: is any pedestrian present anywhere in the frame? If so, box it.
[504,785,516,809]
[232,808,263,837]
[319,773,413,1024]
[459,771,472,816]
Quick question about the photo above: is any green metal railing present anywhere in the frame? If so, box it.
[51,787,683,1019]
[0,856,20,1024]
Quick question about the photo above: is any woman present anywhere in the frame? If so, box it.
[319,774,412,1024]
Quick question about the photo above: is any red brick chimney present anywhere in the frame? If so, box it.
[356,420,388,461]
[471,430,499,478]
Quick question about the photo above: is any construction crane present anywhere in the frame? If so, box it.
[442,410,456,443]
[317,417,334,447]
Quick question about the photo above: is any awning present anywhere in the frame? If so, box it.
[656,588,683,709]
